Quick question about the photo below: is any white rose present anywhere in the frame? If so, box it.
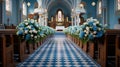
[25,23,28,25]
[86,27,89,31]
[93,19,97,21]
[98,28,101,31]
[34,36,37,39]
[25,30,28,34]
[93,35,96,37]
[96,21,99,24]
[31,34,33,37]
[85,34,88,37]
[93,23,96,26]
[33,30,37,33]
[27,26,31,29]
[93,31,97,34]
[29,30,33,33]
[84,30,87,32]
[86,31,89,34]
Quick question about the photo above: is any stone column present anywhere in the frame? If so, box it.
[77,15,80,26]
[75,16,77,26]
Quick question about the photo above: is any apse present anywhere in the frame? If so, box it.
[47,0,72,21]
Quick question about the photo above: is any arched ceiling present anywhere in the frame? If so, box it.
[42,0,77,10]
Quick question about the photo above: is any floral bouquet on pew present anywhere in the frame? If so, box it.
[79,17,105,43]
[16,18,40,43]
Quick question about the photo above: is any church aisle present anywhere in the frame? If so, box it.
[17,32,100,67]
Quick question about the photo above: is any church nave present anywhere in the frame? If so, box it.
[17,32,100,67]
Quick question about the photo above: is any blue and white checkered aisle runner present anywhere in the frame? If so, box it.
[17,32,100,67]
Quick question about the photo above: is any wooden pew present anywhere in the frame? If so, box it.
[0,29,15,67]
[87,41,98,60]
[13,35,26,62]
[116,35,120,67]
[87,41,98,59]
[97,29,120,67]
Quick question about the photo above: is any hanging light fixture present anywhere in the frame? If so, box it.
[91,2,96,6]
[27,2,31,7]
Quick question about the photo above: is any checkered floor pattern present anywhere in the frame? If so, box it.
[17,32,100,67]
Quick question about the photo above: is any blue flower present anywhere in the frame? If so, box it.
[88,22,93,26]
[17,30,23,35]
[25,34,30,40]
[79,31,85,38]
[96,31,103,37]
[25,27,29,30]
[81,25,85,29]
[93,26,97,31]
[89,34,94,39]
[19,23,24,27]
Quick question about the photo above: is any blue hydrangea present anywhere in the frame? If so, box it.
[25,34,30,40]
[79,31,85,38]
[17,30,23,35]
[88,22,94,26]
[89,34,94,39]
[96,31,103,37]
[93,26,97,31]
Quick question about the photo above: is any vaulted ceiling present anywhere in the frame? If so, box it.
[24,0,81,20]
[42,0,77,10]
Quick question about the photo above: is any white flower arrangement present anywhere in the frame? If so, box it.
[16,18,40,43]
[79,17,105,43]
[64,17,106,43]
[16,19,55,43]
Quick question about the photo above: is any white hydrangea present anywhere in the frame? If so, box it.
[93,23,97,26]
[85,34,88,37]
[84,30,87,32]
[93,35,96,37]
[33,30,37,33]
[93,19,97,21]
[31,34,33,37]
[25,30,28,34]
[25,22,28,25]
[27,26,31,29]
[98,28,101,31]
[29,30,33,33]
[31,19,34,23]
[93,31,97,34]
[84,22,88,25]
[34,36,37,39]
[86,27,90,31]
[96,21,99,24]
[86,31,89,34]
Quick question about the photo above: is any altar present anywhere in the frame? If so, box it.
[55,26,65,31]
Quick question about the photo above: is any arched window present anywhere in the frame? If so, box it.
[98,0,102,15]
[58,10,62,22]
[22,2,27,16]
[6,0,12,15]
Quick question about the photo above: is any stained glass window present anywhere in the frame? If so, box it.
[58,11,62,22]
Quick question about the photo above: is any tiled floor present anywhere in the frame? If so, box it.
[17,32,100,67]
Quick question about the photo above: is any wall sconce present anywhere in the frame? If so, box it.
[91,2,96,6]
